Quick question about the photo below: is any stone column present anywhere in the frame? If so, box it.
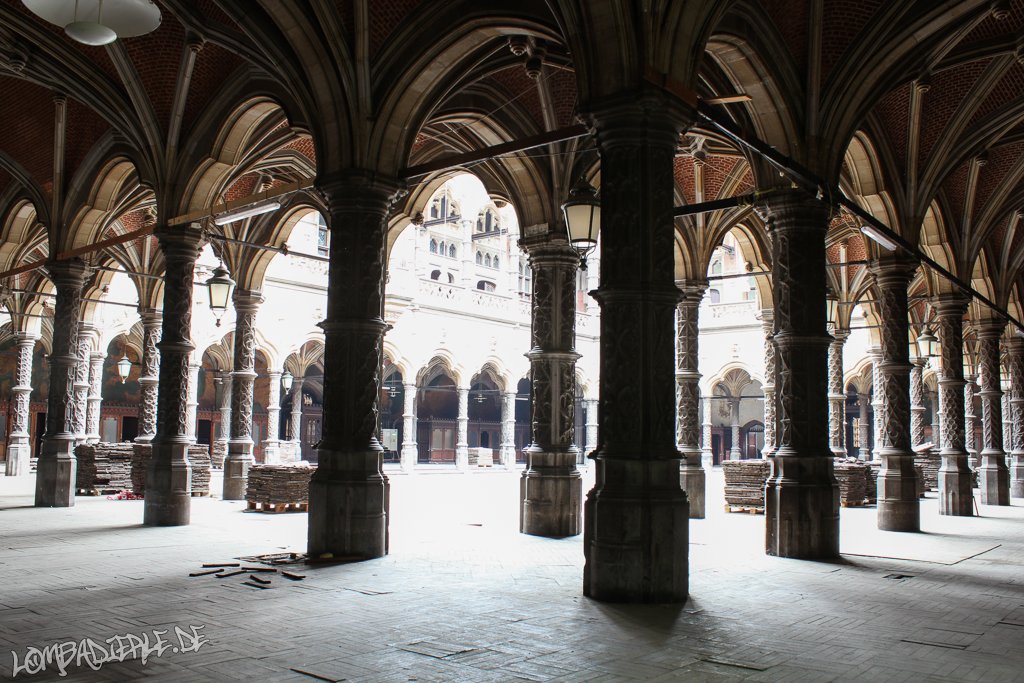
[934,295,972,515]
[701,394,713,466]
[675,281,706,517]
[585,398,598,458]
[910,357,927,447]
[729,398,742,460]
[930,389,941,447]
[217,371,232,446]
[5,332,37,476]
[186,359,201,442]
[762,192,839,558]
[135,309,162,443]
[758,309,776,457]
[85,351,104,443]
[144,225,203,525]
[72,325,92,443]
[856,393,871,460]
[289,376,304,445]
[500,390,516,469]
[965,374,979,468]
[828,330,848,456]
[223,290,262,500]
[400,381,418,472]
[976,320,1010,505]
[36,258,89,507]
[455,386,470,470]
[1002,392,1012,458]
[871,259,920,531]
[520,237,582,536]
[870,348,884,461]
[263,369,282,463]
[307,174,396,560]
[1008,337,1024,498]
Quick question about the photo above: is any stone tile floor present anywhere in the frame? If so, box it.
[0,467,1022,682]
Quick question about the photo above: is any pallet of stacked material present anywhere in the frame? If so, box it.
[864,462,879,504]
[833,459,867,506]
[913,449,941,491]
[721,459,770,508]
[189,446,211,496]
[245,463,315,508]
[131,443,152,495]
[76,443,134,492]
[211,441,227,469]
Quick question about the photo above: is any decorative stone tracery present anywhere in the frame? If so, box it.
[675,280,706,518]
[136,309,162,443]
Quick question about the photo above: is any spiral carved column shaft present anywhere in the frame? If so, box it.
[871,259,920,531]
[263,370,282,463]
[456,387,469,471]
[1006,338,1024,498]
[977,321,1010,505]
[675,281,706,518]
[520,237,581,537]
[289,377,304,444]
[5,332,37,476]
[934,296,972,515]
[856,394,871,460]
[85,351,104,443]
[582,93,689,603]
[870,348,884,461]
[910,358,927,448]
[965,375,979,467]
[72,326,93,442]
[307,174,397,560]
[930,390,941,448]
[400,382,417,472]
[758,310,776,458]
[500,390,516,469]
[761,193,838,558]
[143,226,202,526]
[136,310,162,443]
[223,290,263,500]
[217,372,231,444]
[186,360,200,442]
[36,258,89,508]
[828,330,848,456]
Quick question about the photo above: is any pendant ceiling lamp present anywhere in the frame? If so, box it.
[23,0,162,47]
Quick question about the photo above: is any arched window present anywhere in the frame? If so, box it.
[447,273,455,284]
[492,256,499,269]
[485,254,492,268]
[477,280,495,292]
[476,217,483,232]
[448,244,457,258]
[711,259,722,275]
[485,211,493,232]
[476,251,483,264]
[480,431,490,448]
[439,240,446,255]
[430,200,440,219]
[708,289,721,303]
[429,239,438,254]
[430,270,441,281]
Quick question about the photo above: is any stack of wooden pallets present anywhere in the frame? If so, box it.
[722,459,770,512]
[75,443,134,493]
[245,463,315,513]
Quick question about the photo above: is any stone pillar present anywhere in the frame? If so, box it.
[400,381,418,472]
[856,393,871,460]
[5,332,37,476]
[289,376,304,445]
[976,320,1010,505]
[217,371,232,446]
[762,193,839,558]
[965,374,979,468]
[701,394,713,466]
[871,259,919,532]
[144,225,203,525]
[72,325,92,443]
[186,359,201,442]
[1002,392,1013,458]
[870,348,884,461]
[583,92,689,603]
[1008,337,1024,498]
[500,390,516,469]
[85,351,104,444]
[675,281,706,517]
[729,398,742,460]
[828,330,848,456]
[135,309,162,443]
[934,295,972,515]
[930,389,941,447]
[36,258,89,507]
[910,358,927,447]
[520,237,582,537]
[263,370,282,463]
[758,310,776,457]
[455,386,470,470]
[223,290,262,500]
[585,398,598,459]
[307,174,396,560]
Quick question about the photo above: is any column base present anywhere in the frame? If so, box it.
[764,452,839,558]
[1011,455,1024,498]
[455,445,469,471]
[143,442,192,526]
[938,453,973,516]
[499,445,516,469]
[679,458,705,519]
[979,453,1010,505]
[519,449,582,537]
[222,442,254,500]
[307,450,389,559]
[263,441,281,464]
[399,444,418,473]
[877,452,920,531]
[701,451,713,469]
[34,436,77,507]
[583,456,688,603]
[5,439,31,476]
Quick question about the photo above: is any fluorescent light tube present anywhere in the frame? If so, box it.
[214,201,281,225]
[860,224,900,251]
